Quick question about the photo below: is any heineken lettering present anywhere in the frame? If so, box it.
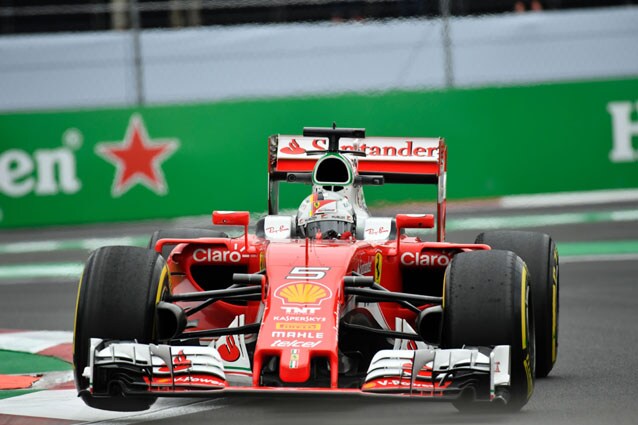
[607,100,638,163]
[0,145,80,197]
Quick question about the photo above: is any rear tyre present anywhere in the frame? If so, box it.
[441,250,535,412]
[475,230,559,378]
[73,246,169,411]
[148,228,229,259]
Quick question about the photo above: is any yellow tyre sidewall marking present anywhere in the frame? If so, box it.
[156,265,169,305]
[521,266,534,397]
[552,283,557,362]
[72,271,84,357]
[153,265,170,339]
[552,247,559,362]
[521,266,527,350]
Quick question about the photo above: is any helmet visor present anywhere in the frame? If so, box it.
[304,220,354,239]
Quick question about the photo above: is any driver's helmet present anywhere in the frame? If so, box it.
[297,191,355,239]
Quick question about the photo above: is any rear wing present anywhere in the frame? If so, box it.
[267,131,448,241]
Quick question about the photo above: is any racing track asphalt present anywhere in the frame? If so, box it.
[0,203,637,424]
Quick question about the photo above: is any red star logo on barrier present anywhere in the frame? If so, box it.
[95,115,179,197]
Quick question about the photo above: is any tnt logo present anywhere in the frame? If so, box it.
[608,101,638,163]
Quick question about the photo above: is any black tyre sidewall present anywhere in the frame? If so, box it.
[476,231,559,378]
[442,250,534,411]
[73,246,169,408]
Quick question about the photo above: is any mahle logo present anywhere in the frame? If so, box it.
[0,128,82,197]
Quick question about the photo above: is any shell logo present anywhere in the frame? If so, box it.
[275,282,332,306]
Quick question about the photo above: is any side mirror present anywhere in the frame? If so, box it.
[212,211,250,246]
[212,211,250,226]
[395,214,435,252]
[395,214,435,230]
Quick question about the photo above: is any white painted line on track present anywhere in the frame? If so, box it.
[447,212,598,230]
[0,241,61,254]
[0,390,124,422]
[0,389,226,423]
[0,263,83,281]
[610,210,638,221]
[31,371,74,390]
[0,237,147,255]
[0,331,72,353]
[85,399,229,425]
[500,188,638,209]
[560,253,638,264]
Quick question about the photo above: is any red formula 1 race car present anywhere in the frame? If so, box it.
[73,126,559,413]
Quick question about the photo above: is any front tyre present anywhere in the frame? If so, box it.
[73,246,169,411]
[441,250,535,412]
[476,230,559,378]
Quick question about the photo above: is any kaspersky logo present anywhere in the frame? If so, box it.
[95,114,179,197]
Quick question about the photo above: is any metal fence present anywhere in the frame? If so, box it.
[1,0,636,34]
[2,0,431,33]
[1,3,637,111]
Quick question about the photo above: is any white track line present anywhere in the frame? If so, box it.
[31,371,74,390]
[560,253,638,264]
[0,389,227,423]
[0,331,72,353]
[85,399,229,425]
[500,188,638,209]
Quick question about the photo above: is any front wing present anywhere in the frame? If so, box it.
[81,339,510,402]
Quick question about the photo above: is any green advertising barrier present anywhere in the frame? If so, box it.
[1,77,637,228]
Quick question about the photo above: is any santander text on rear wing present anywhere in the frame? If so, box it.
[269,135,446,184]
[267,130,448,241]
